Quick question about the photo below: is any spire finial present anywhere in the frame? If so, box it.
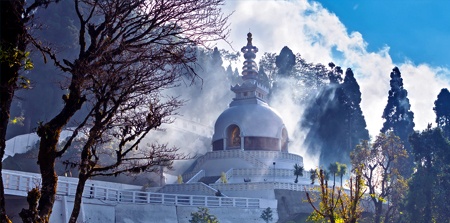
[247,32,253,46]
[241,32,259,80]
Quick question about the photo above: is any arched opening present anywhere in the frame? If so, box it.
[226,125,241,149]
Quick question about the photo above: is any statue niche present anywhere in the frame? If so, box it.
[227,125,241,149]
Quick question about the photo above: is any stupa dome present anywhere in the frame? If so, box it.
[211,33,289,152]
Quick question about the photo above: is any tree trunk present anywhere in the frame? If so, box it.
[68,124,99,223]
[22,82,85,222]
[35,129,60,222]
[0,79,14,223]
[0,0,26,222]
[374,201,383,223]
[68,174,88,223]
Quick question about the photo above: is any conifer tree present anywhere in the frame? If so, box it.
[341,68,369,155]
[302,67,368,166]
[258,66,270,88]
[433,88,450,139]
[381,67,415,157]
[275,46,296,76]
[407,127,450,222]
[211,47,223,68]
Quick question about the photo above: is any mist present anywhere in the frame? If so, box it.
[219,0,450,137]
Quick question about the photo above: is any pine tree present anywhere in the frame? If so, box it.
[260,207,273,223]
[258,66,270,88]
[407,127,450,222]
[302,67,368,166]
[433,88,450,139]
[211,47,223,68]
[381,67,415,153]
[225,64,233,83]
[341,68,369,156]
[275,46,296,76]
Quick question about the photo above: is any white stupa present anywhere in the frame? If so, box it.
[159,33,309,199]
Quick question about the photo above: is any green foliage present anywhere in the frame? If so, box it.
[275,46,296,76]
[328,162,339,186]
[381,67,415,159]
[406,127,450,222]
[309,168,317,185]
[189,207,219,223]
[260,207,273,223]
[305,169,365,223]
[0,47,33,70]
[433,88,450,139]
[327,162,348,188]
[337,164,347,188]
[0,47,33,89]
[351,132,409,223]
[302,67,369,167]
[293,163,304,183]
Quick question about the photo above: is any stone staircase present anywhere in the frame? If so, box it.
[198,176,221,185]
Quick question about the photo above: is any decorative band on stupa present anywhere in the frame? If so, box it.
[241,32,259,80]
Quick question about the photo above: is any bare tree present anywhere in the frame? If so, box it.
[63,55,188,222]
[19,0,230,222]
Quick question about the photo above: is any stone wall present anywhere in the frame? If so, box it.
[275,189,315,223]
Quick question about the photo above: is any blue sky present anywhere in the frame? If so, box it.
[221,0,450,156]
[317,0,450,68]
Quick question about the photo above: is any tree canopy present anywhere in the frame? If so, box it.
[433,88,450,139]
[406,127,450,222]
[302,67,369,166]
[381,67,415,154]
[351,132,409,223]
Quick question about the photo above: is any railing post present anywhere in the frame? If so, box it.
[28,176,33,191]
[4,173,9,189]
[132,191,136,203]
[18,175,23,190]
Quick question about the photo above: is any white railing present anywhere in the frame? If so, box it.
[158,182,217,196]
[230,168,309,180]
[3,171,39,194]
[245,151,303,163]
[192,150,303,173]
[211,182,317,192]
[193,150,267,172]
[2,170,259,208]
[185,170,205,184]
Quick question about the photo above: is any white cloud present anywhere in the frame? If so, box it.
[221,0,450,138]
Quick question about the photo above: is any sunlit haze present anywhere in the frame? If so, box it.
[219,0,450,140]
